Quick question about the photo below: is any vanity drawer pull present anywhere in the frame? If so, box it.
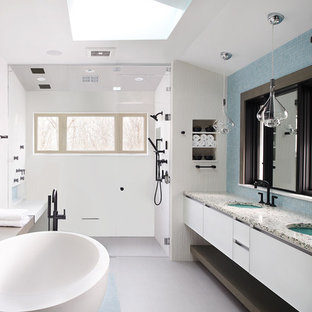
[234,239,249,251]
[81,217,100,220]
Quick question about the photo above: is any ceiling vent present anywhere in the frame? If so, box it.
[82,76,99,83]
[86,47,115,57]
[39,84,51,89]
[31,68,45,74]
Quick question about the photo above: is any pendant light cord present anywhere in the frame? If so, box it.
[223,59,226,102]
[222,57,234,127]
[271,23,274,80]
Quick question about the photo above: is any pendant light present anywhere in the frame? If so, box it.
[257,13,288,127]
[213,51,235,134]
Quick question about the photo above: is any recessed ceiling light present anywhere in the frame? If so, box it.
[134,77,144,82]
[85,69,95,73]
[113,87,121,91]
[37,77,46,82]
[67,0,192,40]
[47,50,63,56]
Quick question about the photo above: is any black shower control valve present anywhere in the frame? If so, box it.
[181,131,185,135]
[20,145,24,149]
[165,114,171,121]
[120,187,124,191]
[158,159,168,165]
[13,156,19,160]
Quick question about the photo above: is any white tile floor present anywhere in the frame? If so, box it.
[94,237,247,312]
[93,237,166,257]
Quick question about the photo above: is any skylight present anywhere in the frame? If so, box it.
[67,0,192,40]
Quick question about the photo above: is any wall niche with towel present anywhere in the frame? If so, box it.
[192,119,217,162]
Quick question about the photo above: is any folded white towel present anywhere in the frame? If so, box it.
[207,134,214,143]
[0,209,28,221]
[192,134,200,141]
[0,216,30,228]
[200,134,207,140]
[207,141,217,147]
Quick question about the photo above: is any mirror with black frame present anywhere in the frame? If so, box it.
[240,65,312,197]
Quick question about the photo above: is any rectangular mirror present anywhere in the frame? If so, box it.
[240,65,312,197]
[272,90,297,191]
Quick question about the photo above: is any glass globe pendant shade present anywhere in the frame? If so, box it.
[256,79,288,127]
[213,99,235,134]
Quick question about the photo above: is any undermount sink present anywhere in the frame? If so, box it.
[287,224,312,236]
[227,202,262,209]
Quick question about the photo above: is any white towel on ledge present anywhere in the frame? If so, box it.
[0,216,30,228]
[0,209,28,221]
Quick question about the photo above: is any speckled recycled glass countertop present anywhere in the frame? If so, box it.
[184,192,312,255]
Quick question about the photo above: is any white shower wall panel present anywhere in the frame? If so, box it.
[25,91,155,236]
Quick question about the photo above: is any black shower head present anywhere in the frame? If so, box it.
[150,111,163,121]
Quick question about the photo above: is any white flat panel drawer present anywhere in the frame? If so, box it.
[233,220,250,248]
[250,228,312,312]
[233,240,249,272]
[183,197,204,236]
[203,206,233,259]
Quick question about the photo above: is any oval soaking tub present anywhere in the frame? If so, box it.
[0,231,109,312]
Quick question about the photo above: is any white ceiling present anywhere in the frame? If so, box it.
[10,64,168,91]
[0,0,311,76]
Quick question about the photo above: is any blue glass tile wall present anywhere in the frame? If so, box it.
[227,28,312,216]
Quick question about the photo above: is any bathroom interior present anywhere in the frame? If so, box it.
[0,0,311,311]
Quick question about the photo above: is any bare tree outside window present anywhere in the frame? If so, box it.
[67,116,115,151]
[122,116,145,151]
[35,113,146,154]
[37,117,59,151]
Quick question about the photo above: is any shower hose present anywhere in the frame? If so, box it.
[154,180,162,206]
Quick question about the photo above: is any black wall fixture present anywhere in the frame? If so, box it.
[195,165,216,169]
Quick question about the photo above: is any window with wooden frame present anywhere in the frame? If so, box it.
[34,113,147,154]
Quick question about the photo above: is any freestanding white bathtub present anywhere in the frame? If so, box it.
[0,231,109,312]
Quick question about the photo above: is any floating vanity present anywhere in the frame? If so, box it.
[0,200,47,241]
[184,192,312,312]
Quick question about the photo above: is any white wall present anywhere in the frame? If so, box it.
[154,71,171,256]
[0,57,8,208]
[25,91,155,236]
[8,68,26,206]
[170,61,227,261]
